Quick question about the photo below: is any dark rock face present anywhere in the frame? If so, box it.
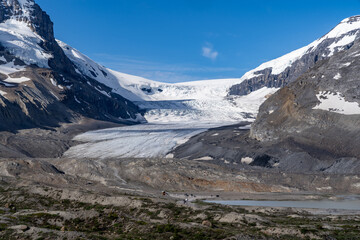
[0,61,143,131]
[0,0,77,73]
[0,0,23,22]
[30,3,77,74]
[250,39,360,161]
[0,0,52,41]
[0,0,144,132]
[229,16,360,96]
[172,120,360,174]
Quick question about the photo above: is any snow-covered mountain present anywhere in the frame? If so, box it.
[59,40,239,102]
[246,37,360,167]
[2,0,360,131]
[229,16,360,96]
[59,40,278,123]
[0,0,145,131]
[2,0,360,163]
[0,0,276,132]
[58,15,360,124]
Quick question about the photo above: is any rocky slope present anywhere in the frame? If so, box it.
[0,0,144,132]
[2,171,359,240]
[174,25,360,174]
[250,37,360,162]
[229,16,360,96]
[173,121,360,174]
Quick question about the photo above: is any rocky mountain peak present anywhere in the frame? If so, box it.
[249,38,360,163]
[229,15,360,96]
[0,0,75,73]
[0,0,34,23]
[0,0,144,131]
[1,0,55,43]
[342,15,360,23]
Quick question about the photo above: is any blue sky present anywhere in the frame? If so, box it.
[37,0,360,83]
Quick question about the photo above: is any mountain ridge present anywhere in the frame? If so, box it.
[56,14,360,124]
[229,15,360,96]
[0,0,145,133]
[171,18,360,174]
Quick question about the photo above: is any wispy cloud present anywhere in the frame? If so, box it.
[202,43,218,61]
[93,53,239,83]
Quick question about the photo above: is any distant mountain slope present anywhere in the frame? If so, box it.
[229,16,360,96]
[59,40,278,123]
[250,38,360,161]
[0,0,275,130]
[3,0,359,130]
[0,0,145,131]
[58,40,244,102]
[172,17,360,174]
[173,39,360,173]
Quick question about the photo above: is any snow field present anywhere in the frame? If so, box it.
[0,19,52,68]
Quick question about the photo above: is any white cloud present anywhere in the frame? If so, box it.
[202,44,218,61]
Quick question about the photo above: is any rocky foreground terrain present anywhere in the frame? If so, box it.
[1,158,360,240]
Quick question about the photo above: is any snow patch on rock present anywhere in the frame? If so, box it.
[341,62,352,67]
[328,34,357,56]
[50,78,57,86]
[241,157,253,164]
[333,73,341,80]
[313,91,360,115]
[0,19,52,68]
[16,0,35,18]
[352,183,360,188]
[316,186,332,191]
[4,76,30,83]
[195,156,213,161]
[0,60,26,74]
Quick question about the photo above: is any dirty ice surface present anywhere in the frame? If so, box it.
[64,86,277,159]
[64,85,277,159]
[64,122,234,159]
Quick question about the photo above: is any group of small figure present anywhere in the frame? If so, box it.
[161,191,220,204]
[183,193,196,204]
